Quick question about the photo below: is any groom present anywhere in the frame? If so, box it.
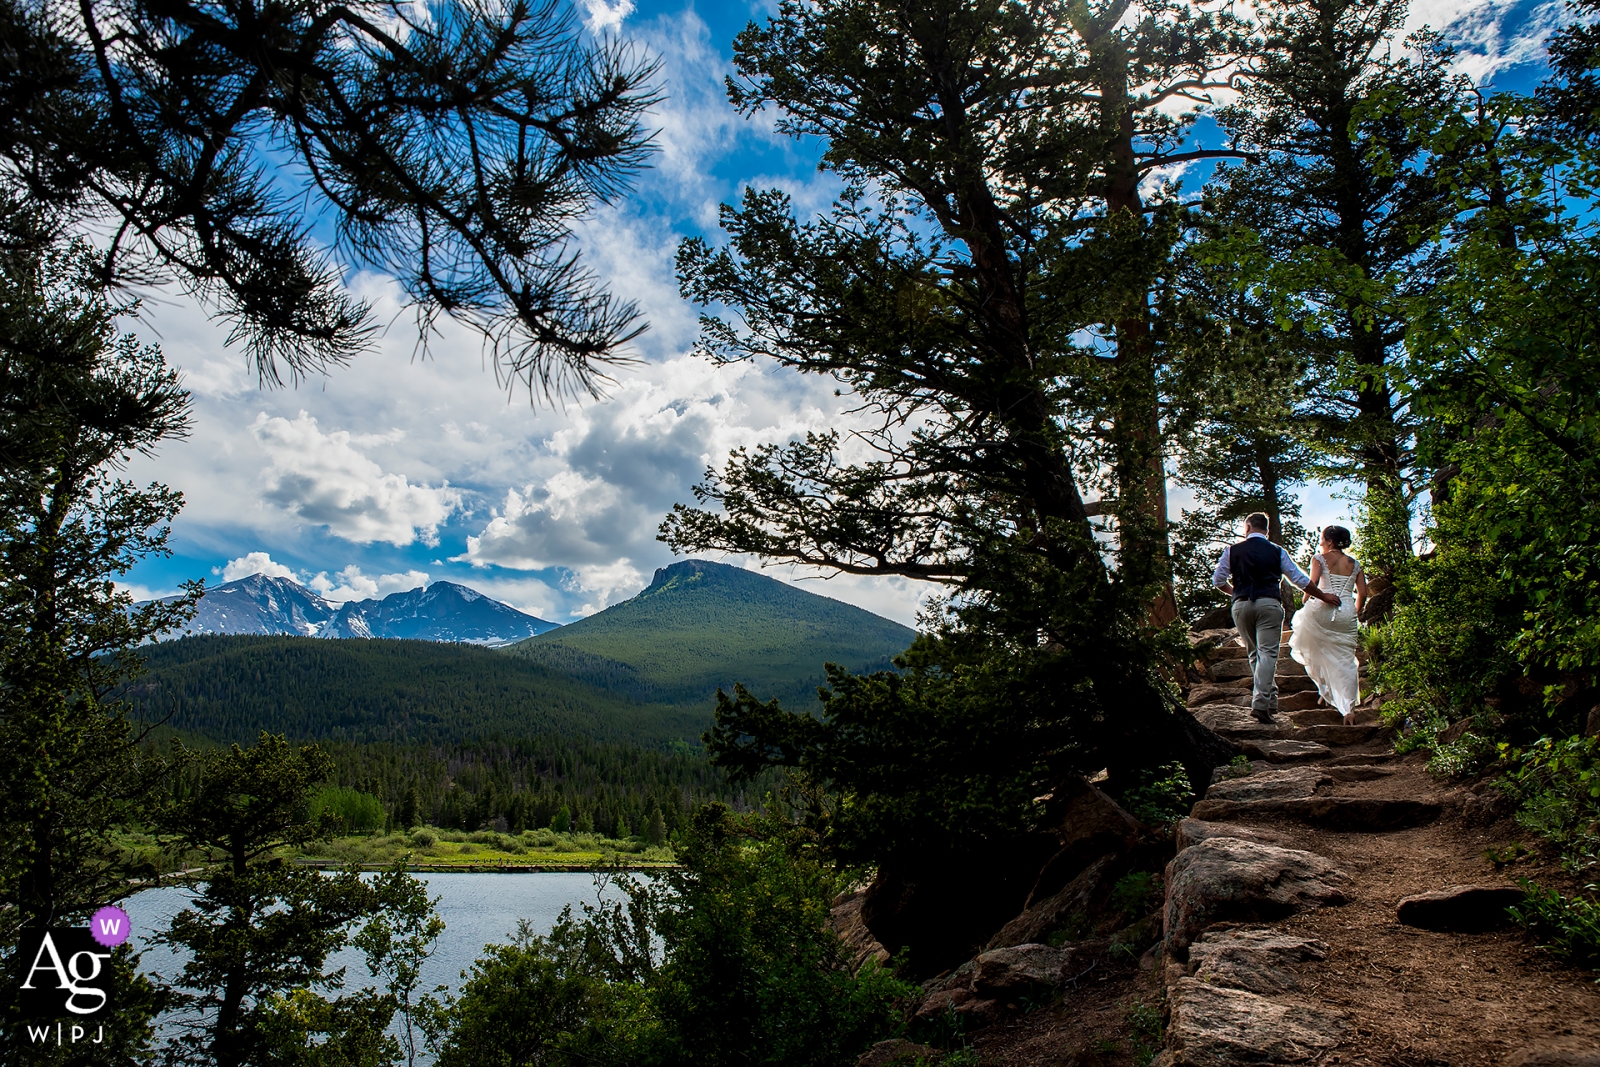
[1212,513,1342,723]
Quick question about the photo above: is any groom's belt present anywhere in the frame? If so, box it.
[1233,591,1282,602]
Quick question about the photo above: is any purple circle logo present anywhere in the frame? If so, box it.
[90,905,131,948]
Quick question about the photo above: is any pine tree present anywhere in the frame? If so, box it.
[155,734,434,1067]
[1206,0,1466,569]
[0,0,659,390]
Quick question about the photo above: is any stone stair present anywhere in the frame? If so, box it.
[1157,658,1453,1067]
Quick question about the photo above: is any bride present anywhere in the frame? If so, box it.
[1289,525,1369,721]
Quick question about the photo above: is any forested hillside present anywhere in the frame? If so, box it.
[122,564,912,835]
[509,559,916,708]
[129,634,707,746]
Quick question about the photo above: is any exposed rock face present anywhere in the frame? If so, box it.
[1202,766,1331,803]
[1174,819,1299,851]
[987,854,1117,950]
[1164,837,1351,958]
[1187,927,1329,995]
[1166,979,1346,1065]
[1189,796,1441,831]
[829,889,891,970]
[1395,884,1524,932]
[972,943,1079,996]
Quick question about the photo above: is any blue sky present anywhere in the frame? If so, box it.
[119,0,1562,626]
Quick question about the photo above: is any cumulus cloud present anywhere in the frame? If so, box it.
[217,551,298,582]
[579,0,633,34]
[252,412,463,546]
[308,565,430,603]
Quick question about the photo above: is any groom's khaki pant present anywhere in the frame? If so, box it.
[1231,596,1285,720]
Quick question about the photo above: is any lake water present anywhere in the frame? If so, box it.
[124,871,623,1057]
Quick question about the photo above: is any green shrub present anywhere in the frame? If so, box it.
[1118,762,1194,828]
[425,805,915,1067]
[1510,880,1600,970]
[309,785,386,833]
[1505,735,1600,874]
[410,830,437,848]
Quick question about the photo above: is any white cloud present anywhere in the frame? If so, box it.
[308,565,430,603]
[1407,0,1565,80]
[252,411,463,547]
[217,551,298,582]
[579,0,633,34]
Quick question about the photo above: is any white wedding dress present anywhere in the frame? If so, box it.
[1289,555,1363,717]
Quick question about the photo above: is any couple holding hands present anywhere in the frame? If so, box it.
[1212,513,1369,724]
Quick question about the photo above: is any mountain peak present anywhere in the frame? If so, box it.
[645,558,723,592]
[149,572,556,645]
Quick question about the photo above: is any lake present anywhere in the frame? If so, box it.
[124,871,625,1056]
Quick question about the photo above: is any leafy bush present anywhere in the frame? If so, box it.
[309,785,387,832]
[1426,730,1497,778]
[1117,762,1195,828]
[410,830,437,848]
[1505,736,1600,874]
[1510,881,1600,970]
[425,804,914,1067]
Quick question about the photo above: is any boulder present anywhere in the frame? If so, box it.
[829,889,891,970]
[1174,818,1299,851]
[1022,778,1143,907]
[1202,766,1331,803]
[1164,837,1351,958]
[1587,703,1600,739]
[857,1039,942,1067]
[1241,739,1331,763]
[1395,884,1524,932]
[971,942,1077,996]
[1166,979,1345,1065]
[988,854,1117,950]
[1189,796,1441,831]
[1187,926,1329,995]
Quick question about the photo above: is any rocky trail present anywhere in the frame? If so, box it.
[851,628,1600,1067]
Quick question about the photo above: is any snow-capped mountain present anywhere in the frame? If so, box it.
[319,581,559,644]
[152,574,558,646]
[167,573,341,637]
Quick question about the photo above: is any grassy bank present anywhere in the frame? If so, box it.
[292,825,676,870]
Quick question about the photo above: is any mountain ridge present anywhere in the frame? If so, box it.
[509,559,916,708]
[152,573,558,647]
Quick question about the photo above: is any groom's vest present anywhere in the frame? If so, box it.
[1230,537,1285,601]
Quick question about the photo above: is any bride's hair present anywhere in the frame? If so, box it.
[1322,525,1352,550]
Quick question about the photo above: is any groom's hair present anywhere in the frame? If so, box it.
[1245,512,1270,532]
